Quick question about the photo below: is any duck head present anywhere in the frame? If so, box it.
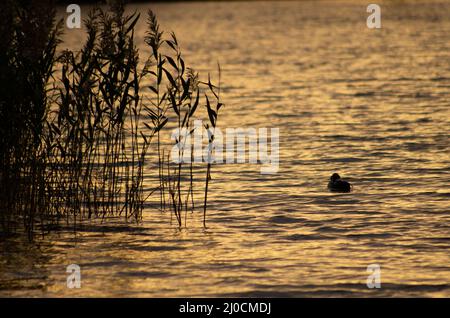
[330,173,341,182]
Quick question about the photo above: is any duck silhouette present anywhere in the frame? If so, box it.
[328,173,352,193]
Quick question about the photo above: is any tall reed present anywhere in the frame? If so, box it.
[143,11,223,228]
[0,0,62,237]
[0,0,224,238]
[202,66,223,227]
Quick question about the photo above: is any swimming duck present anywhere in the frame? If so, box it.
[328,173,352,193]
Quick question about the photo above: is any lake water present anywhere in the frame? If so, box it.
[1,0,450,297]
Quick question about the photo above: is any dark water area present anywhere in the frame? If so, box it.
[1,0,449,297]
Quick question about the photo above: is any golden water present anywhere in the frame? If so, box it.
[1,0,449,297]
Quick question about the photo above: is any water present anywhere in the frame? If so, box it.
[1,0,450,297]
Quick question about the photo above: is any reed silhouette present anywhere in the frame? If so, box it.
[0,0,223,238]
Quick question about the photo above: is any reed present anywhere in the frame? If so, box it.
[202,65,223,227]
[0,0,224,238]
[51,4,143,221]
[0,0,62,236]
[143,12,223,228]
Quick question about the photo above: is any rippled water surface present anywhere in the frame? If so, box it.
[1,0,450,297]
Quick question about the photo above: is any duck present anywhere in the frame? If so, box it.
[328,173,352,192]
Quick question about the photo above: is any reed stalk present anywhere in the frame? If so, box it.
[0,0,224,237]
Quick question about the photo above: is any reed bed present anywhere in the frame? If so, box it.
[0,0,223,238]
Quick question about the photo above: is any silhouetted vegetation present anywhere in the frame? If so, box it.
[0,0,223,238]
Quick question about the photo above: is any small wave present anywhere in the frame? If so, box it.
[285,233,332,241]
[128,245,186,252]
[315,226,349,233]
[116,271,170,278]
[346,233,399,239]
[431,76,450,82]
[268,215,305,224]
[321,157,366,163]
[354,91,375,97]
